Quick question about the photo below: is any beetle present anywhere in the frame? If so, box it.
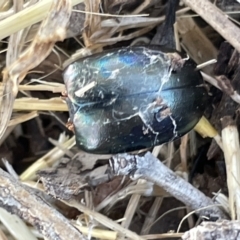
[63,46,207,154]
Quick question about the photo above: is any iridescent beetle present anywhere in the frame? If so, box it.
[63,46,207,154]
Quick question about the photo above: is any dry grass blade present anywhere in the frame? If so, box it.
[2,80,66,93]
[100,16,164,28]
[96,26,154,44]
[0,0,84,40]
[141,233,183,239]
[0,0,72,142]
[72,9,149,17]
[8,111,38,126]
[75,226,117,240]
[0,0,11,11]
[13,98,68,111]
[9,84,64,93]
[63,200,145,240]
[83,0,101,47]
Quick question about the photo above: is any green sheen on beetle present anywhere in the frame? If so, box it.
[63,46,208,154]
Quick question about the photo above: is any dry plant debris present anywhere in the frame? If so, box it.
[1,0,240,240]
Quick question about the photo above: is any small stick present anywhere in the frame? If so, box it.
[109,152,227,219]
[0,169,85,240]
[182,220,240,240]
[221,116,240,220]
[196,59,217,70]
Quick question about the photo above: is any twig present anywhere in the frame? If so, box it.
[140,146,168,234]
[182,220,240,240]
[221,116,240,220]
[0,169,85,240]
[182,0,240,52]
[196,59,217,70]
[109,152,227,219]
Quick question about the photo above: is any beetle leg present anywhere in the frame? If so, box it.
[61,89,68,98]
[167,52,186,71]
[66,119,75,133]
